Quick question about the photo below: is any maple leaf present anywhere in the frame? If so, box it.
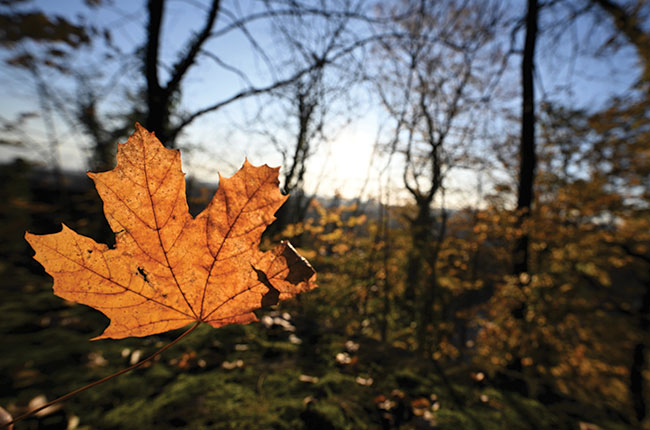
[25,124,316,339]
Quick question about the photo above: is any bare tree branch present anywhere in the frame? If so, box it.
[166,0,221,95]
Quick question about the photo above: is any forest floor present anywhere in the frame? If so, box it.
[0,162,634,430]
[0,265,629,430]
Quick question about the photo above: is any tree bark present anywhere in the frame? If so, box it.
[417,207,447,356]
[144,0,221,147]
[144,0,166,142]
[405,198,432,311]
[624,247,650,422]
[513,0,538,277]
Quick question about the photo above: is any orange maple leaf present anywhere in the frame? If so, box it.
[25,124,316,339]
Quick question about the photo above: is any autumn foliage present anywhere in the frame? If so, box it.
[25,124,316,339]
[1,0,650,426]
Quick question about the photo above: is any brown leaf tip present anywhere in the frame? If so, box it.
[281,241,317,285]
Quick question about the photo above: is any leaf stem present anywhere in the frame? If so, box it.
[2,321,201,429]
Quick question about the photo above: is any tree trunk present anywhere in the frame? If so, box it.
[380,202,391,343]
[630,261,650,422]
[144,0,170,145]
[501,0,539,397]
[405,200,432,313]
[513,0,538,277]
[417,208,447,356]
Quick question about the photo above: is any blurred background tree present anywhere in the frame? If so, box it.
[1,0,649,429]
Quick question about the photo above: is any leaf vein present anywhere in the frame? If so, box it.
[199,170,275,318]
[40,240,192,318]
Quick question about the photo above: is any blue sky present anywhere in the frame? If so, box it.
[0,0,643,205]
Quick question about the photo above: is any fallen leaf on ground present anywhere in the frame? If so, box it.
[25,124,316,339]
[0,406,13,430]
